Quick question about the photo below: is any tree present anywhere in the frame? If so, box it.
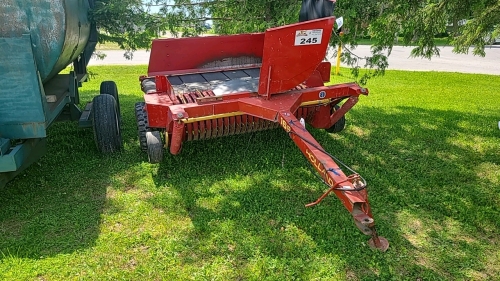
[91,0,500,82]
[91,0,302,46]
[362,0,500,57]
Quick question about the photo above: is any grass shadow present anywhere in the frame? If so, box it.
[0,78,146,260]
[147,104,499,280]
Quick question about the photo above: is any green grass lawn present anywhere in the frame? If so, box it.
[1,66,499,280]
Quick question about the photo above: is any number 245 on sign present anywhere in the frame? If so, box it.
[294,29,323,46]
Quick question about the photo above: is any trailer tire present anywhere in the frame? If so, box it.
[146,131,164,164]
[135,102,149,152]
[100,81,122,126]
[92,94,122,153]
[326,105,346,133]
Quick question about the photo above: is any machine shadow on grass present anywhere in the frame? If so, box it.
[0,92,145,260]
[149,105,498,280]
[0,126,106,260]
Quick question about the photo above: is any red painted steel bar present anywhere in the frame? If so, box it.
[277,110,388,251]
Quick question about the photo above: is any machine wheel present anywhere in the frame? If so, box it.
[146,131,164,164]
[92,94,122,153]
[100,81,122,126]
[135,102,148,152]
[326,104,346,133]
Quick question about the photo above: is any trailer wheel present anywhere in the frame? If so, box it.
[100,81,122,126]
[134,102,148,152]
[92,94,122,153]
[326,105,346,133]
[146,131,164,163]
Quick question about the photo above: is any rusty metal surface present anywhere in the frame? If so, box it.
[368,230,390,252]
[0,0,91,83]
[0,35,47,139]
[0,139,47,188]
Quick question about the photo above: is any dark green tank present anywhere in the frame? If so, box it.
[0,0,93,82]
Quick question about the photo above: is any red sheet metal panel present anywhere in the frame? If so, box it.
[148,33,265,77]
[258,17,335,97]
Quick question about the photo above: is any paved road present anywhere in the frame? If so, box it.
[326,45,500,75]
[89,45,500,75]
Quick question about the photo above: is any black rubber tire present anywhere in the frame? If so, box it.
[326,104,346,133]
[135,102,148,152]
[92,94,122,153]
[146,131,164,164]
[100,81,122,126]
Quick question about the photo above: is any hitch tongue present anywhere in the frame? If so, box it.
[351,203,389,251]
[305,185,336,207]
[367,227,390,252]
[305,175,361,207]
